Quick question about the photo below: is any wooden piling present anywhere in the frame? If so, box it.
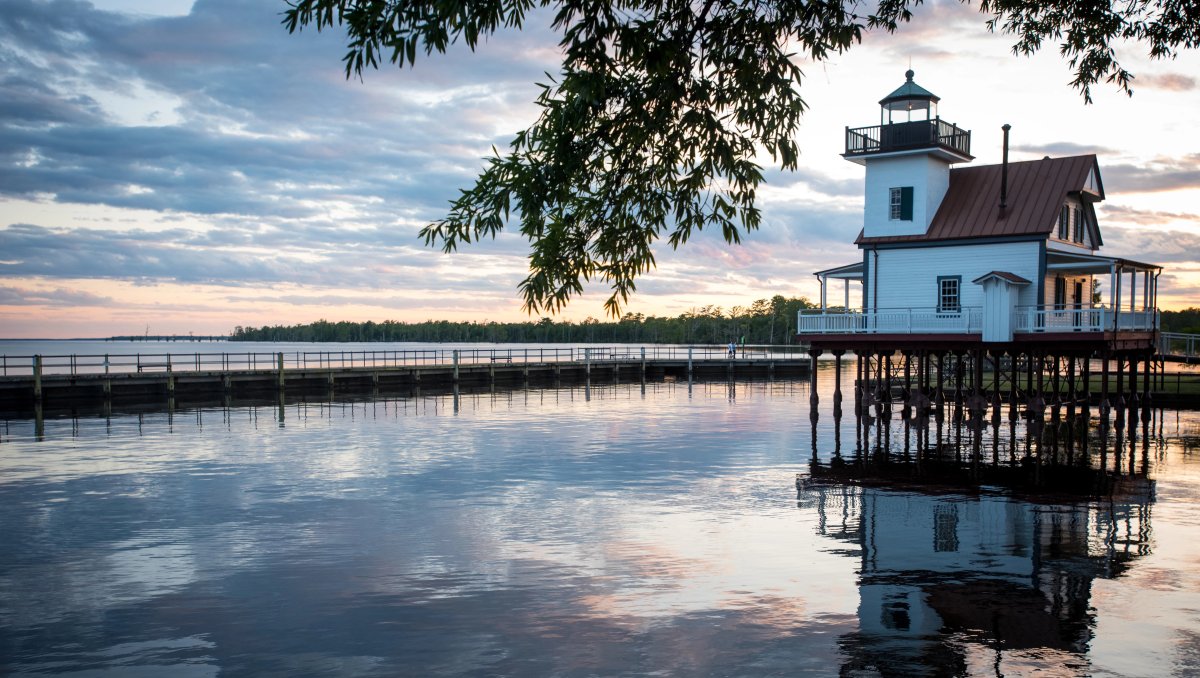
[33,355,42,402]
[833,350,843,410]
[809,349,821,406]
[1008,351,1018,421]
[1115,356,1125,412]
[1100,352,1110,419]
[1082,354,1091,418]
[1142,351,1152,411]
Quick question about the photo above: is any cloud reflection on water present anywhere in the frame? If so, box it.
[0,369,1198,675]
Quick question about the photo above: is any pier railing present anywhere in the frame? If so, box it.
[797,307,984,334]
[799,305,1159,335]
[0,345,810,378]
[1161,333,1200,361]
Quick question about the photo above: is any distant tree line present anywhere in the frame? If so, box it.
[232,296,819,344]
[1162,309,1200,335]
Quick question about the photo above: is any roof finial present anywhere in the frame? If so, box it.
[905,68,914,81]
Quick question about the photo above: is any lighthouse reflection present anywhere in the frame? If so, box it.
[802,405,1155,676]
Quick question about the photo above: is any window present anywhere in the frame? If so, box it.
[1073,206,1084,243]
[889,186,913,221]
[1054,276,1066,309]
[1058,204,1070,239]
[933,505,959,553]
[937,276,960,312]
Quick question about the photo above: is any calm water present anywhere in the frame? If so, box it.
[2,364,1200,677]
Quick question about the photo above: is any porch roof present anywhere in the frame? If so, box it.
[813,261,865,280]
[1046,250,1161,273]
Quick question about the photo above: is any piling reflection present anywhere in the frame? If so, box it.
[803,401,1156,676]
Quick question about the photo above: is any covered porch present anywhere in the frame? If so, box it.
[799,253,1159,338]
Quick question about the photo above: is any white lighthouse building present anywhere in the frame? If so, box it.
[800,70,1160,344]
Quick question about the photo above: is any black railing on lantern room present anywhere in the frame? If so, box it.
[845,118,971,157]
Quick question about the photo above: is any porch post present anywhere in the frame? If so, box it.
[820,275,827,311]
[844,279,850,310]
[1113,265,1121,330]
[1123,268,1132,314]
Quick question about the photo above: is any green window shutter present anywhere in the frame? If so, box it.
[900,186,914,221]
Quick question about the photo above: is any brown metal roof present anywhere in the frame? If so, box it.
[856,155,1101,245]
[971,270,1031,285]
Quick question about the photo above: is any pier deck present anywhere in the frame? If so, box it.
[0,346,811,407]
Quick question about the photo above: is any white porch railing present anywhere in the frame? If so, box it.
[797,307,983,334]
[1013,306,1106,332]
[1013,305,1158,333]
[798,305,1159,335]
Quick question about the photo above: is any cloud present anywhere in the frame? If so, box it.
[1100,225,1200,264]
[0,284,113,307]
[0,0,554,224]
[1134,73,1197,92]
[1102,155,1200,194]
[1099,204,1200,227]
[1013,142,1116,157]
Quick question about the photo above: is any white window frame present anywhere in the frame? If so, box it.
[937,276,961,313]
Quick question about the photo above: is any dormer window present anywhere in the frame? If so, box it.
[1058,205,1070,240]
[1072,206,1084,243]
[890,187,913,221]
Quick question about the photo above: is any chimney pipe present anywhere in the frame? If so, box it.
[999,124,1011,213]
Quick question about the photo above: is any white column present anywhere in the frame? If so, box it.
[844,279,850,310]
[820,275,827,311]
[1113,265,1122,331]
[1129,269,1137,312]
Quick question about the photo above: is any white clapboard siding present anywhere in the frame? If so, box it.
[863,154,952,238]
[871,241,1040,310]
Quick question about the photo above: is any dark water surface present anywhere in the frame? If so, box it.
[2,364,1200,676]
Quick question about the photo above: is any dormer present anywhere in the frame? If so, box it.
[846,70,974,239]
[1048,165,1106,252]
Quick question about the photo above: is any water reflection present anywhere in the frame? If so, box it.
[802,400,1157,676]
[1,367,1198,676]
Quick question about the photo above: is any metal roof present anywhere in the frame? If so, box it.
[1046,250,1162,271]
[971,271,1031,285]
[813,261,865,279]
[880,69,939,108]
[856,154,1102,246]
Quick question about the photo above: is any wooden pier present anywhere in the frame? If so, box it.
[0,346,811,409]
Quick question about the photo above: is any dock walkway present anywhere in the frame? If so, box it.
[0,346,811,406]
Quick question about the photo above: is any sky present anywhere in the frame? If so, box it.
[2,0,1199,338]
